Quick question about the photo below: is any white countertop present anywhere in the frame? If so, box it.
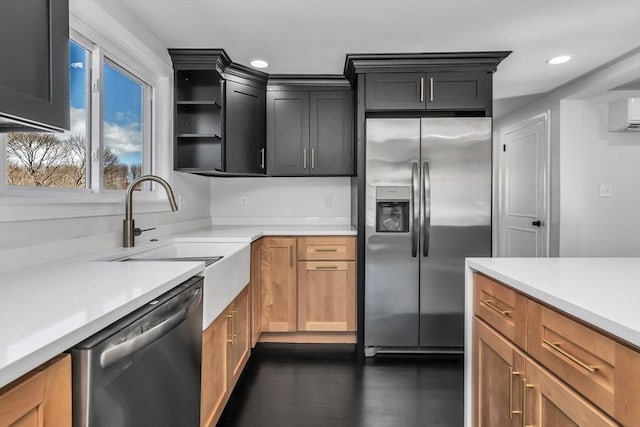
[467,257,640,348]
[174,224,357,242]
[0,260,203,388]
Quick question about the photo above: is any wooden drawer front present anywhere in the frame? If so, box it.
[297,236,355,260]
[473,273,527,349]
[528,300,616,417]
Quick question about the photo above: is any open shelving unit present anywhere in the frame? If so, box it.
[174,69,224,171]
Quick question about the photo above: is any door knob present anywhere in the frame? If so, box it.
[532,220,542,227]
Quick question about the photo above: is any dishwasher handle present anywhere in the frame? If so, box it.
[99,288,201,369]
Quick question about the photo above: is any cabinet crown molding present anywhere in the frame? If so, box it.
[343,51,512,83]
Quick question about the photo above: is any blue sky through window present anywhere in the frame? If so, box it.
[102,61,144,169]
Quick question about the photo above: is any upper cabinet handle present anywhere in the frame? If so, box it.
[429,77,434,102]
[311,148,315,169]
[303,148,307,169]
[420,77,425,102]
[260,148,265,169]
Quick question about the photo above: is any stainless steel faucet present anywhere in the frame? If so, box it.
[123,175,178,247]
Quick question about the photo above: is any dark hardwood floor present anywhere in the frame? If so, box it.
[217,344,464,427]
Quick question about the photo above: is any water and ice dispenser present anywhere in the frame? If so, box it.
[375,186,410,233]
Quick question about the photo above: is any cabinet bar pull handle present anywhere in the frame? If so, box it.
[315,265,339,270]
[509,367,521,419]
[315,248,338,252]
[303,148,307,169]
[420,77,424,102]
[481,299,510,316]
[260,148,265,169]
[311,148,315,169]
[522,379,533,427]
[290,245,294,267]
[542,339,598,373]
[429,77,434,102]
[226,313,233,343]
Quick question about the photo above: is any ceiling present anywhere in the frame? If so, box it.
[112,0,640,107]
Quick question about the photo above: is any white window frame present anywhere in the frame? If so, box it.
[0,16,174,221]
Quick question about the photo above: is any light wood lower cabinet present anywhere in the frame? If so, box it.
[0,354,71,427]
[297,261,355,332]
[474,318,524,427]
[473,274,630,427]
[257,236,357,340]
[259,237,298,332]
[475,318,617,427]
[201,284,251,427]
[523,358,618,427]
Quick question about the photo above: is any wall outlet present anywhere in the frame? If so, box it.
[240,196,249,209]
[178,194,188,209]
[599,184,613,198]
[323,194,333,209]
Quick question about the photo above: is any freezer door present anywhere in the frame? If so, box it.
[419,118,492,348]
[365,118,421,348]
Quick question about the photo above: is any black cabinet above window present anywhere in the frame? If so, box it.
[0,0,69,132]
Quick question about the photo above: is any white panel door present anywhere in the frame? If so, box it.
[499,113,549,257]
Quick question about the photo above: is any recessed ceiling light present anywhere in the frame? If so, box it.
[250,59,269,69]
[547,55,572,65]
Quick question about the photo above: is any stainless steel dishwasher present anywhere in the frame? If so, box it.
[71,276,203,427]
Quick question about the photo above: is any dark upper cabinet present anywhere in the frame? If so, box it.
[225,80,266,174]
[365,71,490,112]
[169,50,268,175]
[0,0,69,132]
[267,89,353,177]
[266,91,309,176]
[309,91,353,176]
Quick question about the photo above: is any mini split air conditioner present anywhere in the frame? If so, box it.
[609,98,640,132]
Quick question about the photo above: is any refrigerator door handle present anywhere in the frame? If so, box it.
[422,161,431,257]
[411,162,419,257]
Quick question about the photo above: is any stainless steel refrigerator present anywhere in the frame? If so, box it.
[364,117,492,356]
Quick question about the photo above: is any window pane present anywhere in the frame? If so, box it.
[5,40,90,189]
[102,60,145,190]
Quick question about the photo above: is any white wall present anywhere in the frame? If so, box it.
[210,177,351,225]
[495,47,640,257]
[559,96,640,256]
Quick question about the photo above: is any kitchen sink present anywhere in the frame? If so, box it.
[115,242,251,329]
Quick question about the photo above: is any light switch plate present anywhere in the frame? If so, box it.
[240,196,248,209]
[599,184,613,198]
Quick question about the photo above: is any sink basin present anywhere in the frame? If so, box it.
[117,242,251,330]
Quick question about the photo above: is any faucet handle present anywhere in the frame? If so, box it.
[133,227,157,237]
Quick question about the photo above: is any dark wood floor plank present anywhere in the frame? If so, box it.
[218,344,463,427]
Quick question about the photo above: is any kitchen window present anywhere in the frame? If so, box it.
[3,34,153,193]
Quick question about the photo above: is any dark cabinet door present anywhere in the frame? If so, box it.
[225,81,266,174]
[426,71,490,111]
[309,91,353,176]
[365,73,424,111]
[0,0,69,131]
[266,91,309,176]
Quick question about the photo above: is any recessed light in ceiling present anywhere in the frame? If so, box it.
[250,59,269,69]
[547,55,572,65]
